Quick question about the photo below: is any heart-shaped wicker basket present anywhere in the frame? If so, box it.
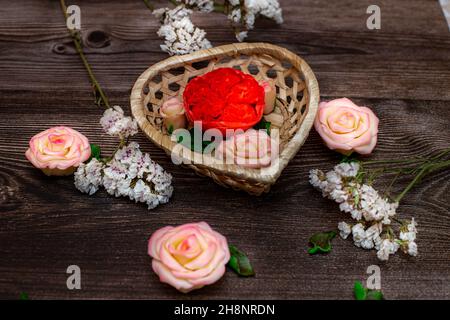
[131,43,319,195]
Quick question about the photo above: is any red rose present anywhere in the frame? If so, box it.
[183,68,265,134]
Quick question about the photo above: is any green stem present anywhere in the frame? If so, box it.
[143,0,154,11]
[59,0,110,108]
[429,147,450,162]
[362,158,425,166]
[394,160,450,202]
[213,2,226,13]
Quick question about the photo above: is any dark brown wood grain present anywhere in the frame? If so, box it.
[0,0,449,299]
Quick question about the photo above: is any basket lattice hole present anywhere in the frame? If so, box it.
[152,74,162,84]
[168,82,181,94]
[266,69,277,79]
[168,67,185,76]
[300,104,307,114]
[286,96,292,104]
[284,76,294,88]
[155,90,163,100]
[143,86,149,95]
[282,60,293,70]
[191,61,210,70]
[248,64,260,75]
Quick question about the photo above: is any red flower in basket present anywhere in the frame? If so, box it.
[183,68,265,134]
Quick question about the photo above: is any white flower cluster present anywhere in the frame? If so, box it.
[154,5,212,56]
[75,143,173,209]
[175,0,214,12]
[100,106,138,139]
[310,162,418,261]
[227,0,283,41]
[74,158,104,195]
[75,106,173,210]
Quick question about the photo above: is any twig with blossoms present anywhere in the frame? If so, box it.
[59,0,110,108]
[60,0,173,209]
[309,150,450,261]
[145,0,283,55]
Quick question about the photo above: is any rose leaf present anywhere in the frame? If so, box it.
[308,231,336,254]
[354,281,384,300]
[19,292,29,300]
[88,144,101,162]
[253,119,271,135]
[353,281,367,300]
[227,245,255,277]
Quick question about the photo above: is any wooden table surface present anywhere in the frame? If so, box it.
[0,0,449,300]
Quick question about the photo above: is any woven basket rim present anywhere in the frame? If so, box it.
[130,42,319,184]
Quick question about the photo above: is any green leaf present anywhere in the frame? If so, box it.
[168,124,174,135]
[19,292,29,300]
[340,154,359,164]
[184,127,213,153]
[88,144,101,161]
[366,290,384,300]
[227,245,255,277]
[308,231,336,254]
[353,281,367,300]
[353,281,384,300]
[253,119,271,135]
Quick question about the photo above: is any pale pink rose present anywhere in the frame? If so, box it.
[314,98,379,155]
[216,129,278,168]
[160,97,186,131]
[148,222,230,293]
[25,126,91,176]
[260,80,276,114]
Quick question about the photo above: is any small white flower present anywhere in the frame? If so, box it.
[350,209,362,221]
[351,223,366,247]
[100,106,138,138]
[360,238,374,250]
[376,239,399,261]
[407,241,418,257]
[176,0,214,12]
[228,8,242,23]
[339,201,354,213]
[155,5,212,56]
[236,31,248,42]
[226,0,283,41]
[326,170,341,186]
[309,169,325,189]
[74,158,104,195]
[400,231,416,242]
[244,0,283,28]
[334,162,360,178]
[338,221,352,239]
[330,189,348,203]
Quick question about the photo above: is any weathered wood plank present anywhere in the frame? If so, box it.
[0,0,449,299]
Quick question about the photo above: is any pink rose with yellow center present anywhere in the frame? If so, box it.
[148,222,230,293]
[25,126,91,176]
[314,98,379,155]
[216,129,278,168]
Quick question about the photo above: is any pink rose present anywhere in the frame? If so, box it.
[216,129,278,168]
[160,97,186,131]
[148,222,230,293]
[25,126,91,176]
[260,80,276,114]
[314,98,379,155]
